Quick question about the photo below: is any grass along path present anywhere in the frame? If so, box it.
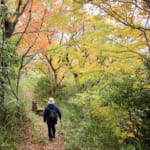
[19,91,64,150]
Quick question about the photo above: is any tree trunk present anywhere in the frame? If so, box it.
[16,63,23,99]
[54,73,58,97]
[47,65,54,97]
[0,13,6,106]
[0,0,29,104]
[73,73,80,87]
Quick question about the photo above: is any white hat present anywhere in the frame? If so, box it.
[48,97,55,104]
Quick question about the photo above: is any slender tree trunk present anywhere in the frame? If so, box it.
[0,14,6,106]
[0,63,6,106]
[16,62,23,99]
[54,73,58,97]
[47,65,54,97]
[15,7,45,100]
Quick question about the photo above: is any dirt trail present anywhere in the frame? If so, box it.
[19,91,64,150]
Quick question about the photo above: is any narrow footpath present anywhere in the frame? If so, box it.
[19,91,64,150]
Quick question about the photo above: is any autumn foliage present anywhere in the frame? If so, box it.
[0,0,150,149]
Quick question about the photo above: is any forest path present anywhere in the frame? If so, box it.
[19,91,64,150]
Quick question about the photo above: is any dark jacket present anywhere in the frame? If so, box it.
[44,104,61,125]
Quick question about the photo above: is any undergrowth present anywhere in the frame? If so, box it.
[55,97,120,150]
[0,79,32,150]
[0,103,31,150]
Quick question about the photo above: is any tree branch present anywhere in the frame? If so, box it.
[96,4,150,31]
[13,0,29,23]
[16,0,33,46]
[58,74,64,87]
[12,0,30,36]
[143,30,150,54]
[16,8,46,98]
[13,30,56,35]
[110,0,150,14]
[7,74,19,101]
[22,9,46,58]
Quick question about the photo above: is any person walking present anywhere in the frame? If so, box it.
[44,97,61,141]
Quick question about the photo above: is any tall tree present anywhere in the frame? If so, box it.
[0,0,29,104]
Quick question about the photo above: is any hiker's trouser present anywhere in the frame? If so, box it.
[48,124,56,138]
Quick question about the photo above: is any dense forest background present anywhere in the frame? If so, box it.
[0,0,150,149]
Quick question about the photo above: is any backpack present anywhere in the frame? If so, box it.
[49,108,57,121]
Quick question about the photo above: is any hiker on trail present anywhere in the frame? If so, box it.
[44,97,61,141]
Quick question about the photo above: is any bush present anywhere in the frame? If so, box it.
[62,82,150,150]
[57,96,120,150]
[59,84,79,100]
[64,119,120,150]
[106,75,150,149]
[0,102,30,150]
[34,75,80,103]
[34,76,51,100]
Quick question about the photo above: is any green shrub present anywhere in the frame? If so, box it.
[0,135,13,150]
[0,86,31,150]
[34,75,80,104]
[0,103,30,150]
[34,76,51,100]
[56,97,120,150]
[64,119,120,150]
[104,75,150,149]
[59,84,79,100]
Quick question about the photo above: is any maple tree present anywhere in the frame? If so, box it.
[20,0,67,97]
[29,0,147,92]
